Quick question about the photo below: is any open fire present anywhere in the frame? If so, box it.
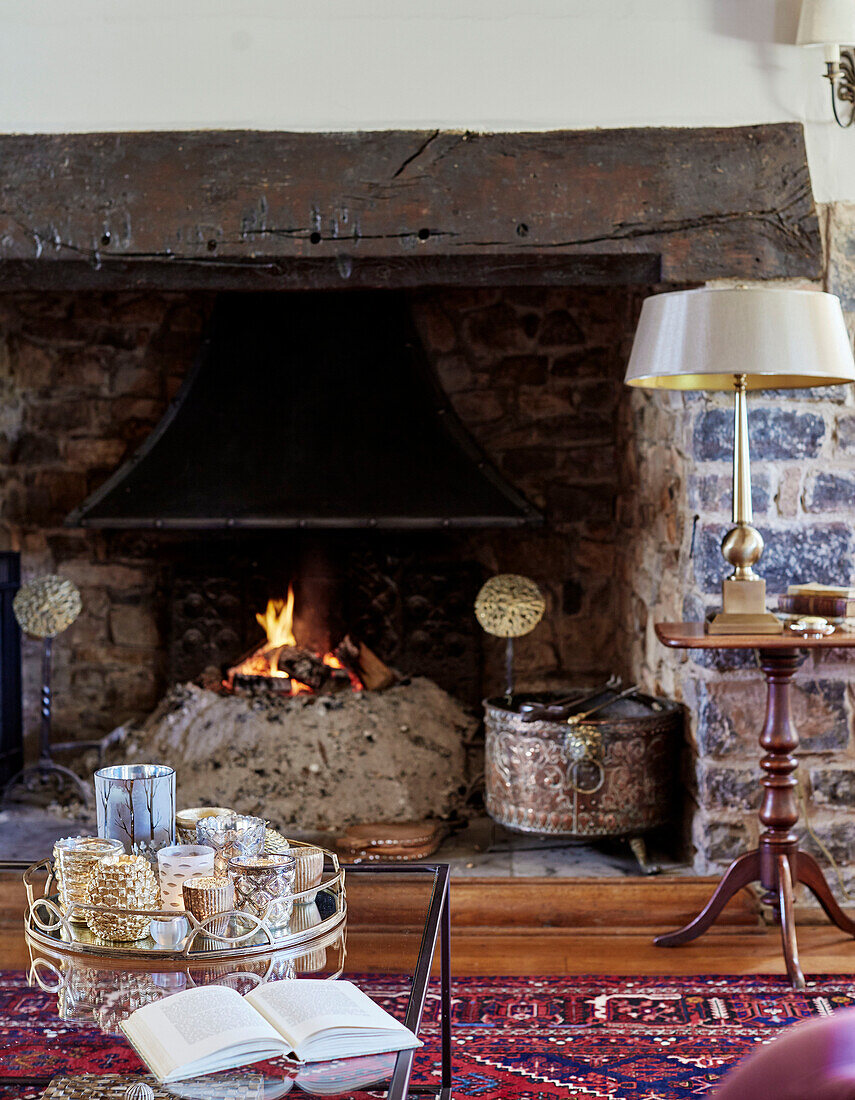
[226,585,363,695]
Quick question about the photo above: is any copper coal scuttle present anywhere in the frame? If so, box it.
[484,682,682,863]
[475,576,682,871]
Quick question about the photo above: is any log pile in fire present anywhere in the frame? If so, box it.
[225,586,395,696]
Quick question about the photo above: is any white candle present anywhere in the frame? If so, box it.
[156,844,215,910]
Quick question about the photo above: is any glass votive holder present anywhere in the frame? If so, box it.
[175,806,234,845]
[196,814,265,876]
[156,844,216,910]
[291,846,325,905]
[53,836,124,922]
[182,874,235,939]
[149,915,189,948]
[228,853,297,931]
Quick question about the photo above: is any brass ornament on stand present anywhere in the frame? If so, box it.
[474,574,545,697]
[3,574,89,803]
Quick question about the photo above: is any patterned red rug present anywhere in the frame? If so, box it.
[3,971,855,1098]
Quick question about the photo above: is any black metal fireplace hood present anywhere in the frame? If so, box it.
[67,292,541,530]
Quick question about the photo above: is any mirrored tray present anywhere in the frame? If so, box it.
[27,921,348,1034]
[23,843,346,961]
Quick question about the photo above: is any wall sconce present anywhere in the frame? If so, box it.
[798,0,855,127]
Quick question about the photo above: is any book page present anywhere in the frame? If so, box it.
[246,980,403,1050]
[123,985,284,1078]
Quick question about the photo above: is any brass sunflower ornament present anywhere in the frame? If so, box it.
[3,574,91,804]
[13,574,82,638]
[474,574,545,698]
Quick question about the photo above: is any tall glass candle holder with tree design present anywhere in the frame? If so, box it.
[94,764,175,858]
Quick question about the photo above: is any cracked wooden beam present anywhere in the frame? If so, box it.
[0,125,820,291]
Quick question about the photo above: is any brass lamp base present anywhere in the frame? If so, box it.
[708,576,783,635]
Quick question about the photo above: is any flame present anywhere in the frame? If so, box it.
[257,588,296,649]
[226,584,364,695]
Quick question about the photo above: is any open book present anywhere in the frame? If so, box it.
[119,980,421,1083]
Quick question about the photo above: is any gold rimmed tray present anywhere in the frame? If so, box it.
[23,842,346,962]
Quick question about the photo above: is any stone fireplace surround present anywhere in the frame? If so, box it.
[4,123,855,882]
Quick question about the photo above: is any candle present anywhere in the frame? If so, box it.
[156,844,216,910]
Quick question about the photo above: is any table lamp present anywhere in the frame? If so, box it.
[625,287,855,635]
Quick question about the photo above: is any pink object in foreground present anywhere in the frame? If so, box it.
[714,1007,855,1099]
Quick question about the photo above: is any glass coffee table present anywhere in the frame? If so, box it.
[1,863,452,1100]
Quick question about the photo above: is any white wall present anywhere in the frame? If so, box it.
[1,0,853,203]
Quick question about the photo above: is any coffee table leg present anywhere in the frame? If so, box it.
[440,877,453,1099]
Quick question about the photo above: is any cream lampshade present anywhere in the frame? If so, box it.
[625,287,855,634]
[797,0,855,64]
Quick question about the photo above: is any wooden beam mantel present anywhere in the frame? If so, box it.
[0,124,820,291]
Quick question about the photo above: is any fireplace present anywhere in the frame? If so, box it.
[3,123,846,873]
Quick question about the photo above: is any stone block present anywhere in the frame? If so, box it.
[546,482,613,523]
[433,354,473,394]
[12,344,53,389]
[809,767,855,807]
[462,303,529,354]
[694,522,855,595]
[698,763,759,812]
[501,447,557,478]
[694,817,751,867]
[64,438,127,468]
[828,203,855,309]
[550,347,617,379]
[109,604,160,648]
[695,677,849,757]
[450,390,504,425]
[800,817,855,865]
[498,355,549,386]
[12,432,60,464]
[413,300,457,353]
[837,413,855,455]
[804,472,855,511]
[688,471,772,515]
[539,310,584,346]
[693,407,826,462]
[60,561,151,592]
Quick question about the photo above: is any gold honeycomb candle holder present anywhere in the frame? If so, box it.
[84,854,161,942]
[182,874,235,939]
[53,836,124,923]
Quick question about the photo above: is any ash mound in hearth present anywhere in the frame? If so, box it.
[110,678,476,832]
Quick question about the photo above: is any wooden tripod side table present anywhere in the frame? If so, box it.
[656,622,855,990]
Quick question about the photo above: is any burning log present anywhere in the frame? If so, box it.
[268,645,349,694]
[335,636,397,692]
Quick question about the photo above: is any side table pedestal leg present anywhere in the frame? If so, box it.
[797,851,855,937]
[777,853,805,990]
[654,850,759,947]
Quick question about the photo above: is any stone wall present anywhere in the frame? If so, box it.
[621,260,855,880]
[0,286,643,755]
[6,271,855,880]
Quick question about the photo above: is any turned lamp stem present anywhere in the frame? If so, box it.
[722,373,765,581]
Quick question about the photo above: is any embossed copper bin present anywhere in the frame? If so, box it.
[484,691,681,837]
